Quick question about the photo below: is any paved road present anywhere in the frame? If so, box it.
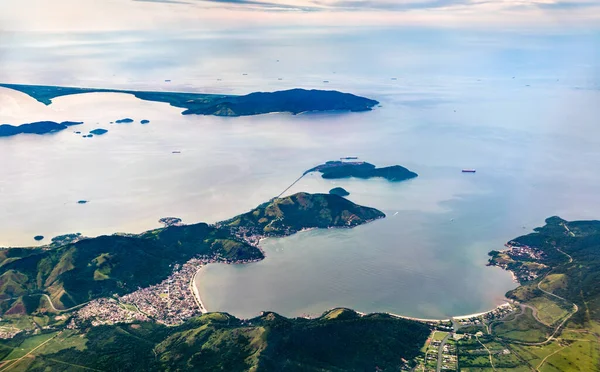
[508,246,578,346]
[436,333,450,372]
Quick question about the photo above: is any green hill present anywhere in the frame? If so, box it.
[0,192,384,315]
[489,216,600,325]
[10,308,429,372]
[0,223,261,313]
[220,192,385,238]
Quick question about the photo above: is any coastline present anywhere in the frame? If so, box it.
[190,266,207,314]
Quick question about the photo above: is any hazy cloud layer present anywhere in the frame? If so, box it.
[0,0,599,31]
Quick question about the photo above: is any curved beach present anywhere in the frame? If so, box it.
[191,266,208,314]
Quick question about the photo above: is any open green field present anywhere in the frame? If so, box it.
[526,296,570,326]
[433,330,449,341]
[538,274,568,293]
[492,307,550,342]
[2,332,58,360]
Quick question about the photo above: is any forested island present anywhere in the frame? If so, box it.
[0,121,83,137]
[306,160,418,182]
[0,83,379,117]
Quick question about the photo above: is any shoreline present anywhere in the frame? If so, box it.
[190,266,207,314]
[192,260,512,324]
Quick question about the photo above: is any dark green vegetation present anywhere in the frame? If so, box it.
[89,128,108,135]
[454,216,600,371]
[490,216,600,325]
[0,121,82,137]
[0,223,261,313]
[220,192,385,238]
[0,83,379,117]
[0,192,383,316]
[0,309,429,372]
[329,187,350,196]
[306,160,418,182]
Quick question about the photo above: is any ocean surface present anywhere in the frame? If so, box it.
[1,28,599,319]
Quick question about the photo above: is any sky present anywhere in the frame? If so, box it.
[0,0,599,32]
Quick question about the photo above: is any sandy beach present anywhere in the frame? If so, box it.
[191,266,208,314]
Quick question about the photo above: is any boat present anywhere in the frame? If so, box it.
[462,169,476,173]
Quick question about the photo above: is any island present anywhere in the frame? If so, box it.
[89,128,108,135]
[115,118,134,124]
[140,119,150,124]
[329,187,350,196]
[306,160,418,182]
[33,235,44,241]
[77,200,88,204]
[0,83,379,117]
[0,121,83,137]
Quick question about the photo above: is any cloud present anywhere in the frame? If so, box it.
[1,0,599,32]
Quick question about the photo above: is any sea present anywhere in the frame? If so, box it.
[1,27,599,319]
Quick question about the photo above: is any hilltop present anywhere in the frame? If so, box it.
[0,83,379,117]
[220,192,385,239]
[3,308,429,371]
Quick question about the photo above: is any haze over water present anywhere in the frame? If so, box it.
[1,26,599,319]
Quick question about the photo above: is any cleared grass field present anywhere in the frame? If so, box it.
[539,274,567,293]
[433,331,448,341]
[2,332,58,360]
[527,296,570,326]
[492,307,550,342]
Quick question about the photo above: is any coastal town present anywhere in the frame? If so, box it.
[68,253,264,328]
[487,242,547,282]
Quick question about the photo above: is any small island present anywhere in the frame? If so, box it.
[306,160,418,182]
[89,128,108,135]
[0,121,83,137]
[33,235,44,241]
[0,83,379,117]
[140,119,150,124]
[77,200,88,204]
[329,187,350,196]
[115,118,134,124]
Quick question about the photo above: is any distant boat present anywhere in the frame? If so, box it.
[462,169,476,173]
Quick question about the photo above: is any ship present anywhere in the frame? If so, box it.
[462,169,476,173]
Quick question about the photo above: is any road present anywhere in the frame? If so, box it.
[508,246,578,346]
[476,334,496,371]
[0,332,61,372]
[41,294,89,313]
[435,333,450,372]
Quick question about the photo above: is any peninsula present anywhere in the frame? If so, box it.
[0,192,384,313]
[0,83,379,117]
[0,121,83,137]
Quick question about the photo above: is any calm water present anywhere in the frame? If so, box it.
[1,28,599,319]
